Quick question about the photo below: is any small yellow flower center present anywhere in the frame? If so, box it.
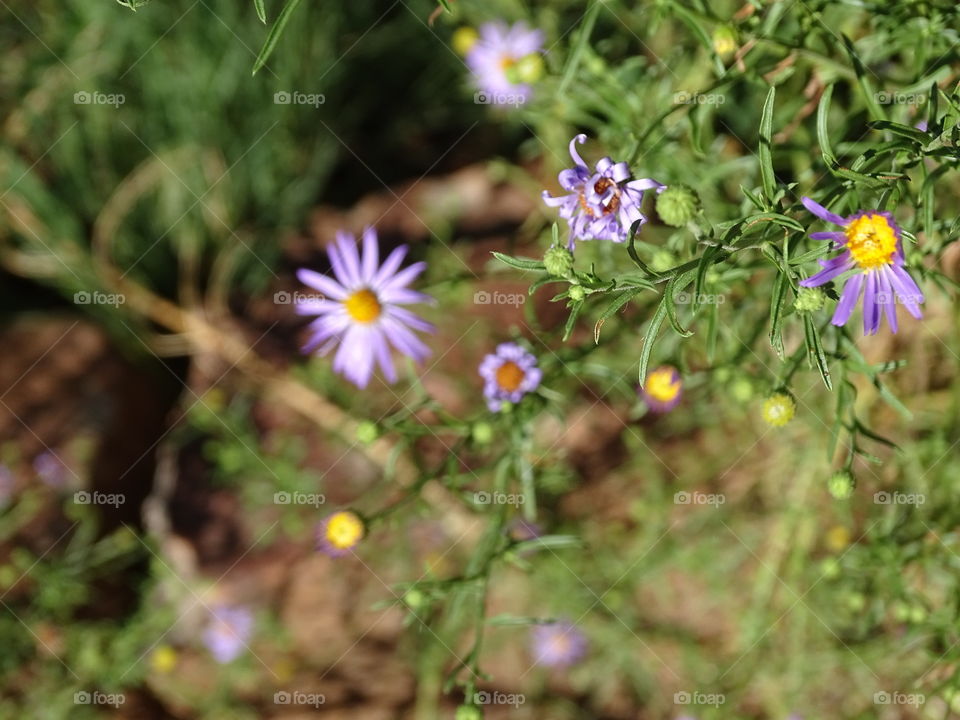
[496,361,525,392]
[762,394,796,427]
[499,55,517,71]
[645,368,681,403]
[844,214,897,271]
[326,512,365,550]
[344,288,381,323]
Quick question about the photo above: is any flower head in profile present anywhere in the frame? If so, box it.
[530,620,587,667]
[543,135,665,249]
[466,21,544,105]
[203,605,253,663]
[316,510,366,557]
[479,342,542,412]
[641,366,683,413]
[296,228,434,389]
[799,197,924,335]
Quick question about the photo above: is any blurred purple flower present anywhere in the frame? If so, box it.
[479,342,541,412]
[530,620,587,667]
[640,366,683,413]
[799,197,924,335]
[34,452,68,488]
[543,134,665,249]
[508,517,542,542]
[295,227,435,388]
[203,605,253,663]
[466,21,544,104]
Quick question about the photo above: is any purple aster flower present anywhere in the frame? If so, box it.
[295,227,435,388]
[530,620,587,667]
[542,135,665,249]
[315,510,365,558]
[478,342,542,412]
[640,365,683,413]
[34,451,68,488]
[799,197,924,335]
[202,605,253,663]
[466,21,544,105]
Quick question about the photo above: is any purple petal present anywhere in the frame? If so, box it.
[335,232,363,287]
[809,231,846,242]
[801,196,846,226]
[831,273,863,327]
[372,245,409,287]
[568,134,588,168]
[296,269,347,300]
[878,268,898,334]
[385,305,435,333]
[625,178,665,192]
[381,317,431,363]
[380,261,427,291]
[862,272,880,335]
[327,239,356,288]
[800,255,854,287]
[889,266,924,318]
[371,330,397,384]
[361,227,379,283]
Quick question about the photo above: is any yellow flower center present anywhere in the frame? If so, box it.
[645,368,681,403]
[344,288,381,323]
[499,55,517,71]
[326,512,365,550]
[496,361,525,392]
[844,214,897,271]
[762,393,795,427]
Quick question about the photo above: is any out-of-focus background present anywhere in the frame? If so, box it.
[1,0,960,718]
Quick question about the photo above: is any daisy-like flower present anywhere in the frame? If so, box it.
[641,366,683,413]
[799,197,924,335]
[542,135,665,249]
[202,605,253,664]
[296,228,434,389]
[530,620,587,668]
[466,21,544,105]
[316,510,366,557]
[479,342,542,412]
[762,392,795,427]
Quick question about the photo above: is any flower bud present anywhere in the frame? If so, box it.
[543,246,574,277]
[471,421,494,446]
[455,705,483,720]
[794,287,826,314]
[568,284,586,302]
[514,53,545,83]
[712,25,738,60]
[827,471,855,500]
[356,421,379,445]
[452,27,479,56]
[655,184,701,227]
[761,392,795,427]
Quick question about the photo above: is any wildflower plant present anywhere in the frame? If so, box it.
[3,0,960,719]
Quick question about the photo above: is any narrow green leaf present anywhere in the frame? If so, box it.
[594,288,643,343]
[817,83,837,167]
[665,275,694,337]
[491,252,546,271]
[759,85,777,205]
[803,315,833,390]
[638,298,668,385]
[253,0,304,75]
[254,0,267,23]
[768,272,787,359]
